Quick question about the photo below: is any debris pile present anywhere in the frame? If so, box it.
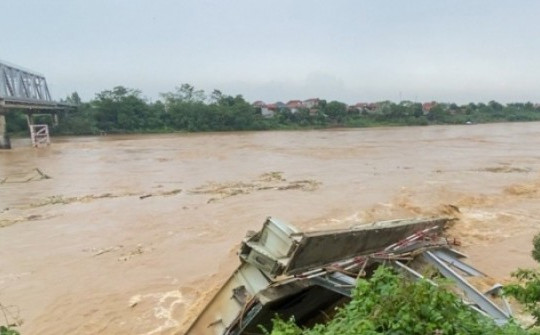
[186,217,513,335]
[0,168,50,184]
[189,172,320,203]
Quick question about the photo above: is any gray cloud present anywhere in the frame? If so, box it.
[2,0,540,104]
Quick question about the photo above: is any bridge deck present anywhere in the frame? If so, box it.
[0,97,72,111]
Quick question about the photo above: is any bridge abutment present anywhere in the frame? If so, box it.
[0,113,11,149]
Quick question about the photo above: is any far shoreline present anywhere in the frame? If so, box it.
[7,119,540,146]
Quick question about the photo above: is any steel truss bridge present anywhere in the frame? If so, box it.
[0,60,73,149]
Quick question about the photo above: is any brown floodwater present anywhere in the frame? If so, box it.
[1,123,540,334]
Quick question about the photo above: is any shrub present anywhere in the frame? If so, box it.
[266,266,526,335]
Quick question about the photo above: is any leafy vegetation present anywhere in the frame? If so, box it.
[5,84,540,136]
[0,301,21,335]
[0,326,19,335]
[265,267,526,335]
[505,233,540,330]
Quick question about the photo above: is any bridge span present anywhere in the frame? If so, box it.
[0,60,72,149]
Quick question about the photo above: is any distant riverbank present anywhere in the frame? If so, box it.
[5,85,540,137]
[7,116,540,140]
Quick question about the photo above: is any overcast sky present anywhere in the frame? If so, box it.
[2,0,539,104]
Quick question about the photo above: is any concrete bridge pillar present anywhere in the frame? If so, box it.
[0,113,11,149]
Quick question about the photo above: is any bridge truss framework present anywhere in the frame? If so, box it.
[0,60,73,149]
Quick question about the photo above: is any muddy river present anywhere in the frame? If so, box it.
[1,123,540,334]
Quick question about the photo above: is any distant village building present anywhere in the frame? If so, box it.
[251,101,288,118]
[308,108,319,116]
[353,102,378,114]
[347,105,360,114]
[422,102,436,115]
[261,103,275,118]
[275,101,286,109]
[304,98,321,116]
[252,101,265,108]
[303,98,320,109]
[286,100,304,113]
[251,101,275,118]
[251,99,323,116]
[399,101,415,107]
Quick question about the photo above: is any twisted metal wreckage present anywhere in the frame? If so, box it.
[186,217,512,334]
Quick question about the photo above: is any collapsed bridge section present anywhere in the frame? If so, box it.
[186,217,513,335]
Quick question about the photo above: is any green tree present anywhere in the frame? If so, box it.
[427,104,446,122]
[266,267,526,335]
[5,111,28,134]
[323,101,347,123]
[209,89,223,104]
[65,92,82,105]
[161,83,206,104]
[0,326,20,335]
[409,103,424,118]
[489,100,504,112]
[55,102,97,135]
[93,86,149,132]
[505,233,540,328]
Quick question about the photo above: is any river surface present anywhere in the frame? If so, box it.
[1,123,540,334]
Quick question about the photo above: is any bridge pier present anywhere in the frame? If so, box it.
[0,113,11,149]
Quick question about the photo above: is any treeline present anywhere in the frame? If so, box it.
[6,84,540,135]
